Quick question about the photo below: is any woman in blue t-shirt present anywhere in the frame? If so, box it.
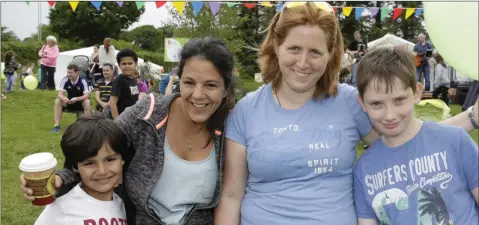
[215,2,478,225]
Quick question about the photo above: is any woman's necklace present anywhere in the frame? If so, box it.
[185,124,207,152]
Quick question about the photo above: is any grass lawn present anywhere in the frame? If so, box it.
[1,85,478,224]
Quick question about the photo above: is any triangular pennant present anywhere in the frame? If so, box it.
[48,1,55,7]
[260,2,273,7]
[91,1,102,11]
[393,8,403,21]
[414,8,423,18]
[244,3,255,9]
[191,2,204,16]
[116,1,123,7]
[25,1,30,6]
[332,6,337,14]
[155,1,166,9]
[173,2,186,14]
[226,3,238,8]
[342,7,353,17]
[380,7,390,20]
[355,7,364,20]
[209,2,221,16]
[136,1,145,10]
[276,3,283,12]
[69,1,79,12]
[369,7,379,19]
[405,8,415,19]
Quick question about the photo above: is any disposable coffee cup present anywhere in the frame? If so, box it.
[19,152,58,206]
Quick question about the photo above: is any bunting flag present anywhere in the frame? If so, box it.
[136,1,145,10]
[369,7,379,19]
[226,3,239,8]
[405,8,415,19]
[191,2,204,16]
[342,7,353,17]
[173,2,187,14]
[244,3,255,9]
[260,2,273,7]
[276,3,283,12]
[414,8,423,17]
[380,7,390,20]
[155,1,166,9]
[91,1,102,11]
[393,8,403,21]
[25,1,30,6]
[69,1,79,12]
[355,7,364,20]
[209,2,221,16]
[53,1,426,22]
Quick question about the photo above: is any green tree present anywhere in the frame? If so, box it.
[48,1,144,46]
[381,1,425,42]
[165,3,246,66]
[127,25,163,51]
[1,26,19,42]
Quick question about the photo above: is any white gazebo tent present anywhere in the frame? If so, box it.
[367,33,415,52]
[54,46,163,90]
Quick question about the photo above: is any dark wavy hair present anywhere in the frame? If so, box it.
[176,37,236,137]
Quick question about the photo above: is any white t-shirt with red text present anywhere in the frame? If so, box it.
[35,183,126,225]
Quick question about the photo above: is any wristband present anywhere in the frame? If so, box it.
[468,106,479,129]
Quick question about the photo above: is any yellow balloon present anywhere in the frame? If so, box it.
[24,75,38,90]
[424,2,478,80]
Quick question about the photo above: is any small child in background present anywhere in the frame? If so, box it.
[20,62,34,89]
[34,114,127,225]
[3,51,20,94]
[433,53,450,105]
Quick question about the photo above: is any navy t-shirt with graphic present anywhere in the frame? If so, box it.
[354,122,479,225]
[111,74,139,114]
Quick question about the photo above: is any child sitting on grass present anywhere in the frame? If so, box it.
[34,114,128,225]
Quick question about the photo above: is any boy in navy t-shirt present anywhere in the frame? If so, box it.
[109,49,139,119]
[353,46,478,225]
[51,64,91,133]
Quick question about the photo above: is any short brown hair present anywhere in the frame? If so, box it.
[356,46,417,98]
[258,2,344,99]
[67,63,79,72]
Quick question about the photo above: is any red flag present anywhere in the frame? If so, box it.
[244,3,255,9]
[48,1,55,7]
[393,8,404,20]
[155,1,166,8]
[333,6,337,13]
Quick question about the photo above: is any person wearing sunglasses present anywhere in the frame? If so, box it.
[215,2,479,225]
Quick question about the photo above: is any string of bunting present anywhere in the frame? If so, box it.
[27,1,424,21]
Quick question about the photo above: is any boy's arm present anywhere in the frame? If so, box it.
[457,129,479,204]
[354,167,379,223]
[110,96,119,119]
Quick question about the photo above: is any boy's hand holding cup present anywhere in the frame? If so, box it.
[19,153,63,205]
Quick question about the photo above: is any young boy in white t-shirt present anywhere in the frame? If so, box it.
[35,114,127,225]
[353,46,479,225]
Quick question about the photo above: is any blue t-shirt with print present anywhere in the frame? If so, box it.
[226,83,372,225]
[354,122,479,225]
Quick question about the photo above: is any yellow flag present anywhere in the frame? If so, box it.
[405,8,416,19]
[173,2,186,14]
[69,1,79,12]
[342,7,353,16]
[260,2,273,7]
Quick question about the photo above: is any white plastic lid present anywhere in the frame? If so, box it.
[19,152,57,172]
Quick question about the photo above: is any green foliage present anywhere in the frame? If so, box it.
[126,25,164,50]
[1,26,19,42]
[48,1,144,46]
[165,3,246,72]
